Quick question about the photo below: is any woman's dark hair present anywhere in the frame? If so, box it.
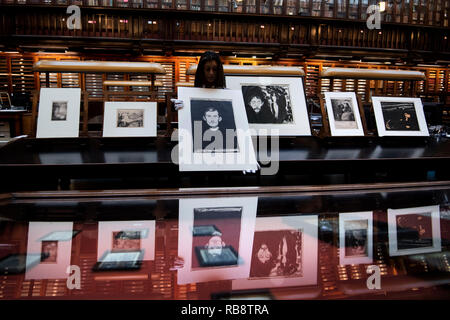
[194,51,225,88]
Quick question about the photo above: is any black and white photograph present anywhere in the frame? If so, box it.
[388,205,441,256]
[117,109,144,128]
[51,101,67,121]
[103,102,157,137]
[97,221,155,262]
[190,99,239,153]
[330,98,357,128]
[339,212,373,266]
[324,92,364,136]
[381,101,420,131]
[177,197,257,284]
[226,76,311,136]
[249,229,303,278]
[241,85,293,124]
[177,87,258,172]
[232,215,318,290]
[191,206,242,269]
[36,88,81,138]
[372,97,429,137]
[344,220,368,257]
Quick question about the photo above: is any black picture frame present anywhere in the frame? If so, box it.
[195,245,239,267]
[92,250,144,272]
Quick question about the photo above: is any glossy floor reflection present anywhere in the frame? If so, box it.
[0,186,449,299]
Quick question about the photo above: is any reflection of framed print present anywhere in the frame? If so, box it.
[372,97,429,137]
[324,92,364,136]
[25,222,74,280]
[36,88,81,138]
[0,254,42,274]
[104,151,157,164]
[388,205,441,256]
[97,221,155,262]
[38,230,80,242]
[339,211,373,266]
[232,215,318,290]
[102,102,157,137]
[38,152,84,165]
[177,197,257,284]
[177,87,258,171]
[92,250,144,271]
[193,225,222,237]
[226,76,311,136]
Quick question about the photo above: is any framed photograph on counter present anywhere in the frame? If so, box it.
[36,88,81,138]
[102,102,157,137]
[372,97,429,137]
[226,76,311,136]
[324,92,364,136]
[177,87,258,172]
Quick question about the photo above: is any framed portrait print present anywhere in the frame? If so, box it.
[324,92,364,136]
[97,220,155,263]
[177,197,258,285]
[388,205,441,256]
[102,102,157,137]
[25,222,75,280]
[177,87,258,172]
[339,211,373,266]
[36,88,81,138]
[372,97,429,137]
[232,215,318,290]
[226,76,311,136]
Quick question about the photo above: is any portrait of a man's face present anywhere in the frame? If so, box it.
[190,99,239,153]
[51,101,68,121]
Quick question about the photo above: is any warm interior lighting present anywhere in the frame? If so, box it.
[379,1,386,12]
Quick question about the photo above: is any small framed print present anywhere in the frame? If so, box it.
[226,76,311,136]
[232,215,318,290]
[372,97,429,137]
[92,250,144,271]
[324,92,364,136]
[177,197,257,284]
[388,205,441,256]
[36,88,81,138]
[177,87,258,172]
[97,221,155,262]
[339,211,373,266]
[25,222,74,280]
[102,102,157,137]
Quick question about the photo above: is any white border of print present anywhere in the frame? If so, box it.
[324,92,364,136]
[388,205,441,256]
[97,220,156,261]
[25,222,74,280]
[232,214,318,290]
[226,76,311,136]
[177,197,257,285]
[102,102,157,137]
[36,88,81,138]
[177,87,258,171]
[339,211,373,266]
[372,97,429,137]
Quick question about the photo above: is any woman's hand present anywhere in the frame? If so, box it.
[170,98,184,111]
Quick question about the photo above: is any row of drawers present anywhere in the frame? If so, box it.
[0,121,11,139]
